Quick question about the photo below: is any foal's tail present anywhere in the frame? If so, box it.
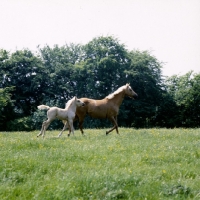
[37,105,51,110]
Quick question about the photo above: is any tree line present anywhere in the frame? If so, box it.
[0,36,200,131]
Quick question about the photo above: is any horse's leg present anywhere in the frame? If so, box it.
[79,120,84,135]
[74,112,86,135]
[42,120,51,138]
[67,119,74,137]
[58,121,69,137]
[106,116,119,135]
[77,115,85,135]
[37,121,46,137]
[115,116,119,134]
[68,125,71,137]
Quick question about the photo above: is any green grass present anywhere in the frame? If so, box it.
[0,128,200,199]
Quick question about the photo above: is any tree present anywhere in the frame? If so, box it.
[38,44,85,104]
[0,87,14,130]
[0,49,45,117]
[0,87,14,109]
[165,72,200,127]
[3,36,198,130]
[81,36,129,99]
[123,50,165,127]
[189,73,200,126]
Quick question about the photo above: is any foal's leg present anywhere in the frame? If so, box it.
[68,123,72,137]
[42,120,51,138]
[37,121,46,137]
[68,119,74,137]
[58,120,69,137]
[106,116,119,135]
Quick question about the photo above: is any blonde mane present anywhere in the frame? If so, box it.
[65,97,75,109]
[106,85,126,100]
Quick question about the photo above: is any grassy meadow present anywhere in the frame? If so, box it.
[0,128,200,199]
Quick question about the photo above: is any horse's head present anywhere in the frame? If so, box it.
[124,83,138,99]
[74,96,85,107]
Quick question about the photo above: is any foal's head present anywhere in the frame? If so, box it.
[124,84,138,99]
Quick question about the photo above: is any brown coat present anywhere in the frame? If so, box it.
[76,84,138,135]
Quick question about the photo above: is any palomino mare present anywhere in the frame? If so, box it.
[37,96,85,138]
[75,83,138,135]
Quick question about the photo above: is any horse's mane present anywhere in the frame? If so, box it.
[106,85,126,100]
[65,98,74,109]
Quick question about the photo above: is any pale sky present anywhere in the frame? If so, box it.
[1,0,200,77]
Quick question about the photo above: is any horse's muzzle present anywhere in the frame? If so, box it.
[133,93,138,99]
[82,103,85,106]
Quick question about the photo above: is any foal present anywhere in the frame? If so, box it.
[37,97,85,138]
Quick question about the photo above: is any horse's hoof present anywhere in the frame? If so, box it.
[106,131,108,135]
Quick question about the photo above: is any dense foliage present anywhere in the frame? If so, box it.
[0,36,199,131]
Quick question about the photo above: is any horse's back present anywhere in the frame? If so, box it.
[47,107,67,120]
[77,98,117,119]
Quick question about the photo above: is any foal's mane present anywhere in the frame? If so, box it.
[106,85,126,100]
[65,98,74,109]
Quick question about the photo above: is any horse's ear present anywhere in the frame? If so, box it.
[126,83,130,87]
[74,96,77,100]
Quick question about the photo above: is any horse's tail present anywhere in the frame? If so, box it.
[37,105,51,110]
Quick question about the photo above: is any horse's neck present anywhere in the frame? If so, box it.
[65,102,76,112]
[109,90,125,106]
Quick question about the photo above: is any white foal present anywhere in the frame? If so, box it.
[37,96,85,138]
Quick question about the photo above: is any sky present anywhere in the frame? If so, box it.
[1,0,200,77]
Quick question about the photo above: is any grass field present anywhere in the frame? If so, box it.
[0,128,200,199]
